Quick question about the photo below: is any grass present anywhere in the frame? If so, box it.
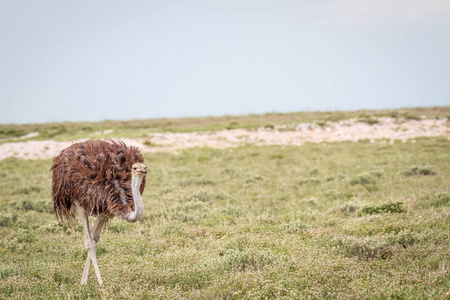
[0,126,449,298]
[0,106,449,142]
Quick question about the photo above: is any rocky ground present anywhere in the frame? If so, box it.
[0,118,448,161]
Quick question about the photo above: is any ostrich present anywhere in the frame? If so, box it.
[51,140,147,285]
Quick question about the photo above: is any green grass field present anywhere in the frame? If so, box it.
[0,110,449,299]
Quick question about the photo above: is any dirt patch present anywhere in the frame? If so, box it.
[0,118,447,160]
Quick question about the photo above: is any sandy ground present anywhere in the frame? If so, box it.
[0,118,448,161]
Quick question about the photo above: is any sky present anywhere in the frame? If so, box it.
[1,0,449,124]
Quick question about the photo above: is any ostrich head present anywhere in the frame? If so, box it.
[120,162,147,222]
[132,162,147,176]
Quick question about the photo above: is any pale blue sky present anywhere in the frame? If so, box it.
[1,0,449,124]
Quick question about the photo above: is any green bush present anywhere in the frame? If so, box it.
[0,212,18,227]
[0,265,19,279]
[361,201,406,215]
[188,191,211,202]
[3,128,27,138]
[19,200,53,213]
[401,166,436,176]
[350,171,383,185]
[333,236,395,260]
[338,204,358,214]
[386,230,424,248]
[282,221,310,233]
[358,117,380,125]
[298,178,321,185]
[219,249,275,270]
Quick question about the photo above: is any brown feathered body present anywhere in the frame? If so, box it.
[51,140,146,223]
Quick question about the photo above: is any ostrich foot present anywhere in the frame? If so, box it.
[81,253,92,285]
[87,241,103,285]
[79,244,103,285]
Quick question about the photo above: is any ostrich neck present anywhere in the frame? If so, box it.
[122,174,144,222]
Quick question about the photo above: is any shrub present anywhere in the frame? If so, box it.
[81,126,94,132]
[19,200,53,213]
[53,272,72,285]
[221,168,235,176]
[143,139,156,146]
[403,112,421,121]
[282,221,310,233]
[386,230,424,248]
[358,117,380,125]
[219,249,275,270]
[0,265,19,279]
[1,228,35,251]
[4,128,27,138]
[325,176,335,182]
[361,201,406,215]
[298,178,321,185]
[389,111,399,118]
[226,122,240,129]
[316,120,327,128]
[333,236,395,260]
[245,174,264,183]
[188,191,211,202]
[0,212,18,227]
[350,171,383,185]
[309,168,319,176]
[401,166,436,176]
[338,205,358,214]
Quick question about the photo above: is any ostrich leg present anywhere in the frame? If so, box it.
[76,205,103,285]
[80,214,109,285]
